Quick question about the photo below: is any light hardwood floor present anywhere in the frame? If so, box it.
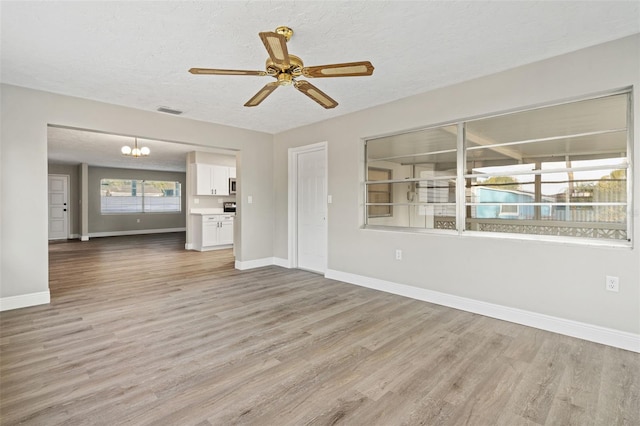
[1,233,638,425]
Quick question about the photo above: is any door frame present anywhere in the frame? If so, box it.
[288,141,328,271]
[48,173,70,240]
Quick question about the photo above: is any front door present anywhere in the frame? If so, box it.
[48,175,69,240]
[297,148,327,273]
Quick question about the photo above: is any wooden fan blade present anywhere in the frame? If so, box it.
[244,82,279,107]
[302,61,374,78]
[259,32,290,69]
[189,68,267,76]
[294,80,338,109]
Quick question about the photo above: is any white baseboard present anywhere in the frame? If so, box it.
[80,235,90,241]
[273,257,291,268]
[235,257,276,270]
[0,291,50,311]
[89,228,186,238]
[195,244,232,252]
[234,257,291,270]
[185,243,194,250]
[325,269,640,353]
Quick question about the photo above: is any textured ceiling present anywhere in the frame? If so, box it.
[47,126,235,173]
[2,1,638,171]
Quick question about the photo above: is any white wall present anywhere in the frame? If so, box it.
[0,85,273,304]
[273,35,640,340]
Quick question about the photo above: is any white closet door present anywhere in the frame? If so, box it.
[297,148,327,273]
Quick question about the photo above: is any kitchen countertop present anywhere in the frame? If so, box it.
[190,208,230,215]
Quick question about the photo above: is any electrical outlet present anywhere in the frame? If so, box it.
[606,276,619,292]
[136,218,140,223]
[395,249,402,260]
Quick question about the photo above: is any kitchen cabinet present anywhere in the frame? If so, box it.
[194,214,234,251]
[195,164,229,196]
[217,218,234,245]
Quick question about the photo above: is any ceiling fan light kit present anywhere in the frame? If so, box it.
[189,26,374,109]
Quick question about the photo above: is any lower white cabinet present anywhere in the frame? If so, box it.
[193,214,234,251]
[217,219,234,245]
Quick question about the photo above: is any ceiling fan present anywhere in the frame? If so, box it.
[189,26,374,109]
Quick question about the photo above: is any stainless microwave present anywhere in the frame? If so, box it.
[229,178,236,195]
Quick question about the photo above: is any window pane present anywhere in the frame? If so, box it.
[100,179,181,214]
[464,93,629,241]
[365,124,458,230]
[367,204,456,230]
[469,164,536,196]
[367,168,392,217]
[467,131,627,173]
[466,207,627,240]
[366,125,458,179]
[466,94,627,146]
[367,180,457,230]
[143,180,182,212]
[100,179,143,213]
[368,181,456,204]
[367,125,457,168]
[541,161,626,201]
[466,167,627,238]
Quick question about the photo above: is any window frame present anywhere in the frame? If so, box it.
[363,88,633,247]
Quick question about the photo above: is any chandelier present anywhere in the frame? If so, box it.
[121,137,150,157]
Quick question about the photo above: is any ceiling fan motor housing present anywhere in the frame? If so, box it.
[267,54,304,85]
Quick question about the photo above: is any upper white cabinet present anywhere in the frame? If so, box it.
[211,166,229,195]
[229,167,236,179]
[195,164,230,196]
